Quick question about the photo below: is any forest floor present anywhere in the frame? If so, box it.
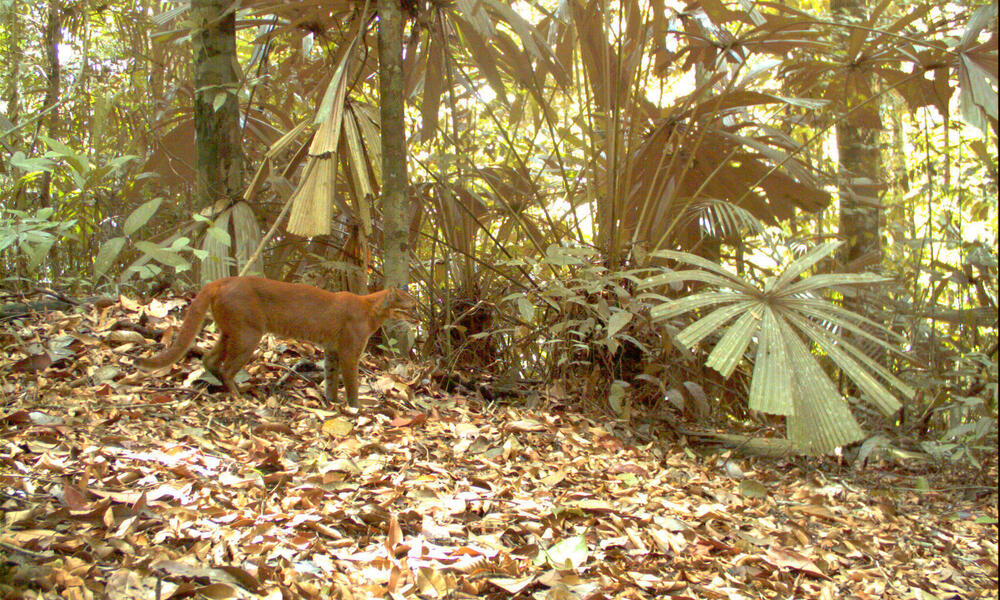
[0,294,997,599]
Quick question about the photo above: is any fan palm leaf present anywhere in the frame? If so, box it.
[640,242,911,455]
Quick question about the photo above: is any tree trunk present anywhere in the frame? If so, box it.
[832,0,886,379]
[833,0,883,271]
[190,1,242,214]
[190,0,243,283]
[39,0,62,208]
[2,0,23,153]
[378,0,413,352]
[148,0,165,102]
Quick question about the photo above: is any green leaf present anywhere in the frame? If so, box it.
[67,168,87,189]
[739,479,768,498]
[516,296,535,322]
[135,240,191,270]
[123,198,164,236]
[86,164,115,187]
[94,236,127,278]
[788,302,915,400]
[212,91,228,112]
[778,272,891,297]
[784,312,903,415]
[9,151,56,173]
[40,135,89,175]
[606,310,632,338]
[107,155,140,173]
[545,244,585,265]
[169,236,192,251]
[26,237,55,270]
[535,535,588,570]
[608,380,628,416]
[644,242,910,455]
[690,198,768,239]
[205,225,232,248]
[789,299,909,354]
[39,135,74,156]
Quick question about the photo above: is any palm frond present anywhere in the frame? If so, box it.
[784,311,909,413]
[649,290,748,321]
[780,317,865,454]
[791,298,909,344]
[688,199,769,240]
[646,250,748,284]
[705,308,762,378]
[643,246,910,455]
[779,272,892,296]
[748,307,794,416]
[676,301,757,348]
[768,241,841,291]
[640,269,756,294]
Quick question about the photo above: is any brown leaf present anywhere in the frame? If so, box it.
[389,412,427,428]
[763,548,831,580]
[787,503,845,523]
[62,479,90,511]
[386,513,403,554]
[505,419,545,433]
[13,353,53,373]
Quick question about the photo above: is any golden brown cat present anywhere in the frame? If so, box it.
[135,276,415,405]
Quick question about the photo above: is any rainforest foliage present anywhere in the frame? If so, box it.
[1,1,997,460]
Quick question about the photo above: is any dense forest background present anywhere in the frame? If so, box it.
[0,1,997,596]
[3,0,995,455]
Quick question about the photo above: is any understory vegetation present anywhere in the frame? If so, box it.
[0,0,996,598]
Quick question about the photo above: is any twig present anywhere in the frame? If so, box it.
[0,539,54,559]
[267,360,321,391]
[112,388,210,408]
[33,286,79,305]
